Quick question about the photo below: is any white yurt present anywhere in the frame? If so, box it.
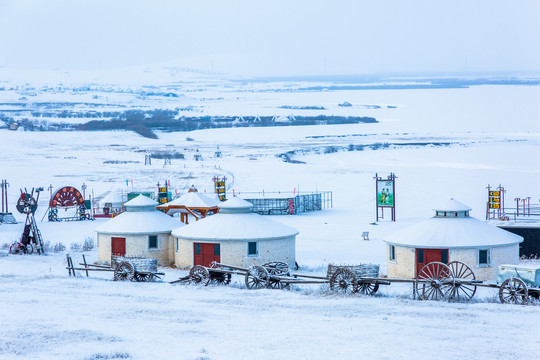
[95,195,183,265]
[156,188,221,224]
[98,190,125,215]
[171,197,298,268]
[384,199,523,280]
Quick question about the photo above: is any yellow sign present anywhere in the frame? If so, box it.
[490,196,500,203]
[159,187,167,193]
[489,191,500,197]
[489,203,500,209]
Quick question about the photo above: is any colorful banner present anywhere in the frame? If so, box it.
[377,180,394,206]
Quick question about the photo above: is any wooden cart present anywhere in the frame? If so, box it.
[170,261,291,289]
[66,254,165,282]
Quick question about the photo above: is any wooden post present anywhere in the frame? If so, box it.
[82,254,89,277]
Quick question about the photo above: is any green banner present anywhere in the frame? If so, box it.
[377,180,394,206]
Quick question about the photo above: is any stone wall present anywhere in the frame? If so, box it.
[174,236,296,268]
[450,245,519,280]
[97,232,174,266]
[386,245,415,278]
[386,244,520,281]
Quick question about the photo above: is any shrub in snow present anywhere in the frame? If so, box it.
[70,242,81,252]
[83,237,95,251]
[53,242,66,252]
[0,242,9,250]
[324,146,339,154]
[186,136,194,141]
[84,352,131,360]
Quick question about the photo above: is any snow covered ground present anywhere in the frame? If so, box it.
[0,83,539,359]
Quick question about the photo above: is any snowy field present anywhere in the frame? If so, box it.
[0,84,539,359]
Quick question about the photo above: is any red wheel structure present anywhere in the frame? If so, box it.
[49,186,85,208]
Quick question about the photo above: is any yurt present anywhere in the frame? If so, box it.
[95,195,183,265]
[98,190,125,215]
[156,187,220,224]
[384,199,523,280]
[385,199,523,280]
[171,197,298,268]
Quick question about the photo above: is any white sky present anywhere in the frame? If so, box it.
[0,0,539,76]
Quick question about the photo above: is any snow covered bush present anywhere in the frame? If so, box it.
[53,242,66,252]
[0,242,9,250]
[83,237,95,251]
[84,352,131,360]
[70,242,81,252]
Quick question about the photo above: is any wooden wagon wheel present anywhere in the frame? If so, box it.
[263,261,290,289]
[114,261,135,281]
[447,261,477,301]
[330,268,358,294]
[245,265,270,290]
[499,278,528,305]
[415,262,454,301]
[357,282,379,295]
[9,242,24,255]
[211,271,232,285]
[189,265,211,286]
[262,261,290,275]
[24,243,34,254]
[134,273,147,282]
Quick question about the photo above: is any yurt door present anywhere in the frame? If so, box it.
[111,237,126,256]
[194,243,220,267]
[416,248,448,276]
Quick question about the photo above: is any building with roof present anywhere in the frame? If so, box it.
[96,190,125,217]
[384,199,523,280]
[171,197,298,268]
[95,195,183,265]
[156,187,220,224]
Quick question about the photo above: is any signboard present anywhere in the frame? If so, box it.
[377,180,394,206]
[213,177,227,201]
[488,190,501,209]
[158,185,169,204]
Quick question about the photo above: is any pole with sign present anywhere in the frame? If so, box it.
[374,173,396,222]
[486,184,506,220]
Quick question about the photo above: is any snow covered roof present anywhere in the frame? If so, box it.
[158,191,220,209]
[219,197,253,214]
[171,198,298,241]
[95,210,183,235]
[433,198,472,212]
[384,216,523,248]
[124,194,158,212]
[98,191,124,207]
[95,195,181,234]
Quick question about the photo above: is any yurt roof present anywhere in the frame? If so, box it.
[433,198,472,212]
[171,212,298,241]
[95,209,183,235]
[384,216,523,248]
[158,191,220,209]
[219,197,253,213]
[99,191,124,207]
[124,194,158,211]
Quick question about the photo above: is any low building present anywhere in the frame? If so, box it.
[384,199,523,280]
[171,197,298,268]
[95,195,182,265]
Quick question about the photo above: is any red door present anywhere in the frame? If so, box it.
[416,248,448,276]
[194,243,220,267]
[111,237,126,257]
